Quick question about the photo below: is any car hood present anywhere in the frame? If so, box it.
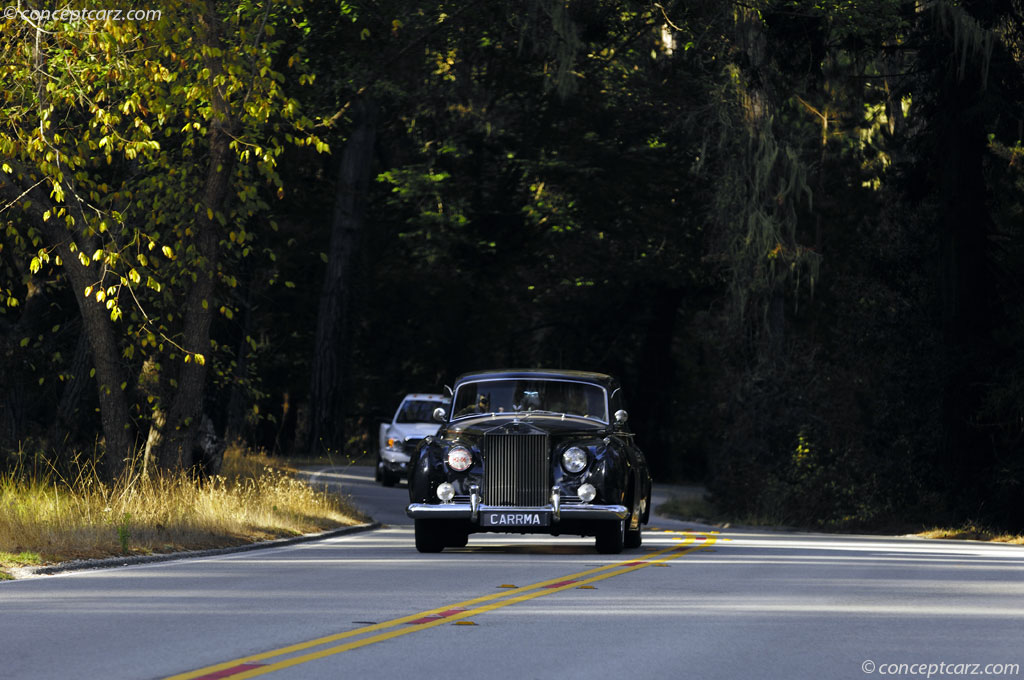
[388,422,441,439]
[445,415,610,438]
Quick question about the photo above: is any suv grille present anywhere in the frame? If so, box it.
[481,433,549,506]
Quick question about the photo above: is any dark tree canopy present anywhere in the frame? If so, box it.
[2,0,1023,530]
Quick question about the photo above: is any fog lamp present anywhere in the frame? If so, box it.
[577,483,597,503]
[436,482,456,502]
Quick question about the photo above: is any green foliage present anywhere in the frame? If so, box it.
[1,1,327,466]
[1,0,1022,531]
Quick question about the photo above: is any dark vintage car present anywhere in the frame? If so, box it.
[406,369,652,554]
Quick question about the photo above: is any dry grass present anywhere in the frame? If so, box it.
[658,495,1024,544]
[916,523,1024,544]
[0,446,365,578]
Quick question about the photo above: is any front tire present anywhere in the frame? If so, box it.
[595,519,625,554]
[414,519,446,553]
[376,456,398,487]
[446,528,469,548]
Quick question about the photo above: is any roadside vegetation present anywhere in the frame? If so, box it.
[0,446,365,580]
[657,495,1024,545]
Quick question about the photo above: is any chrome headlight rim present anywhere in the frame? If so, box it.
[446,445,473,472]
[561,446,588,474]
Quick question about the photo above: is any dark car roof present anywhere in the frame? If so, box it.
[453,369,620,391]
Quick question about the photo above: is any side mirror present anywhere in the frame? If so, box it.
[614,409,629,425]
[432,407,447,423]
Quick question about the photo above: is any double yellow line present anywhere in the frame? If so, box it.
[166,532,716,680]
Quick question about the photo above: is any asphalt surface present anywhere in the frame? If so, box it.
[2,465,1023,680]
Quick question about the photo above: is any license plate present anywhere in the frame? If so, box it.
[481,511,550,527]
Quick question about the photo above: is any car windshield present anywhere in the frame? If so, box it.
[396,399,445,423]
[451,379,608,422]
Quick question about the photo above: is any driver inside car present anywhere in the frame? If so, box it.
[456,393,490,417]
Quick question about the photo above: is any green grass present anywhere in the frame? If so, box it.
[0,446,366,579]
[0,551,44,580]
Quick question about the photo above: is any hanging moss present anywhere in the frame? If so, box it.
[713,119,820,335]
[934,1,994,87]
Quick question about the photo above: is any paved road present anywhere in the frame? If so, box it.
[2,466,1023,680]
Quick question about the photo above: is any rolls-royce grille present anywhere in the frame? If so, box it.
[481,433,549,506]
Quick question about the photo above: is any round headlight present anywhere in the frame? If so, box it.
[562,446,588,473]
[577,483,597,503]
[446,446,473,472]
[436,482,455,502]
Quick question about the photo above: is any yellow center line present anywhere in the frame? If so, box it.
[165,533,712,680]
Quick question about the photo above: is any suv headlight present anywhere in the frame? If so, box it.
[562,446,588,473]
[386,436,405,452]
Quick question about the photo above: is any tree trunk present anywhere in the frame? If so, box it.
[1,177,136,480]
[151,3,234,471]
[308,99,377,456]
[58,240,134,479]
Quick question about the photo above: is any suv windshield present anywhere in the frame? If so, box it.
[451,379,608,422]
[396,399,445,423]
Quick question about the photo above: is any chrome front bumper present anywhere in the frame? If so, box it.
[380,449,411,464]
[406,502,628,523]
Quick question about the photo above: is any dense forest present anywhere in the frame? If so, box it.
[1,0,1022,531]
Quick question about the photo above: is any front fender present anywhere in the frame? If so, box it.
[586,445,628,505]
[408,440,446,503]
